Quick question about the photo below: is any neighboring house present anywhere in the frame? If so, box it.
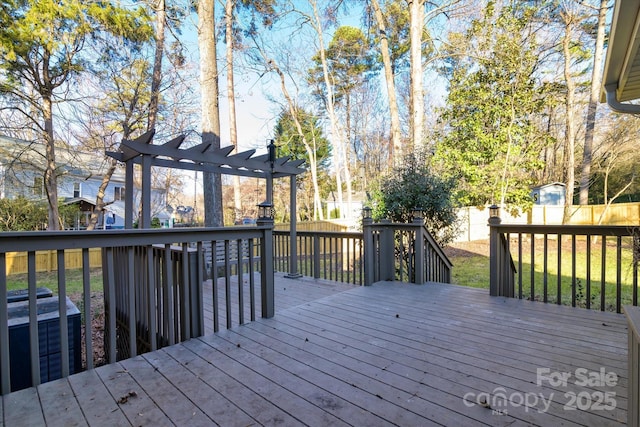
[530,182,566,206]
[0,134,171,229]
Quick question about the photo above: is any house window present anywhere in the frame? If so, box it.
[114,186,125,201]
[33,177,43,197]
[73,182,80,198]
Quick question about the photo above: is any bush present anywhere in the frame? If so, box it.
[371,151,460,245]
[0,197,80,231]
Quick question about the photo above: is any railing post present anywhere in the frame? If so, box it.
[362,207,374,286]
[413,209,425,284]
[379,219,395,281]
[257,203,275,318]
[489,205,502,296]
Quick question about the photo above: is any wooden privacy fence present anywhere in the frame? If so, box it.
[0,224,274,395]
[489,223,640,313]
[5,248,102,275]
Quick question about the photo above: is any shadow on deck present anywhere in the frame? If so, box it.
[1,276,628,426]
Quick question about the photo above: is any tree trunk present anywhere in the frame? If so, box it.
[562,13,576,224]
[198,0,223,227]
[43,95,60,230]
[409,0,424,151]
[578,0,607,205]
[148,0,165,131]
[371,0,402,166]
[225,0,243,221]
[87,158,117,230]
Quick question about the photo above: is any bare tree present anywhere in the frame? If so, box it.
[370,0,403,165]
[578,0,608,204]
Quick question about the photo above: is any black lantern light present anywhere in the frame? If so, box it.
[257,201,274,220]
[412,207,424,220]
[362,206,372,220]
[488,204,501,225]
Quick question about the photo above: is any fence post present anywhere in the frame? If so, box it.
[257,203,275,318]
[362,207,374,286]
[413,209,425,284]
[489,205,502,296]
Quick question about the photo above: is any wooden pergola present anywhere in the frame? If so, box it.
[106,130,306,276]
[106,130,305,227]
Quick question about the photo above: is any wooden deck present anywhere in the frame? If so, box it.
[1,275,629,426]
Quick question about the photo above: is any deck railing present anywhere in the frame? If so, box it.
[0,224,274,395]
[274,218,452,286]
[273,230,364,284]
[489,222,640,313]
[363,217,453,285]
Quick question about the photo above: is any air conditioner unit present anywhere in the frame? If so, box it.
[3,296,81,392]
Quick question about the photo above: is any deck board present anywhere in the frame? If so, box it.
[2,387,45,426]
[38,378,86,427]
[67,369,130,426]
[2,276,629,426]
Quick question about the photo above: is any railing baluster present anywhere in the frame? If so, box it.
[543,234,548,303]
[211,240,219,333]
[571,234,578,307]
[163,244,175,346]
[617,236,622,314]
[82,248,93,369]
[313,235,320,279]
[146,245,157,352]
[224,240,232,329]
[586,235,592,309]
[104,247,117,363]
[57,250,70,378]
[237,239,244,325]
[249,239,255,322]
[634,230,639,306]
[27,251,40,386]
[601,236,607,311]
[0,252,10,394]
[530,233,535,301]
[182,243,191,339]
[557,235,562,305]
[518,233,523,299]
[127,246,136,357]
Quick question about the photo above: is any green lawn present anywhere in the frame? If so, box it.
[6,268,103,294]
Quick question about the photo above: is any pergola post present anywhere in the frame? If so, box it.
[140,154,152,229]
[286,174,301,279]
[125,160,134,229]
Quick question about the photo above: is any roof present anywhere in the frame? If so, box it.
[0,134,126,182]
[601,0,640,112]
[531,182,566,191]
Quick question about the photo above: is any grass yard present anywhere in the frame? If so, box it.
[444,238,639,312]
